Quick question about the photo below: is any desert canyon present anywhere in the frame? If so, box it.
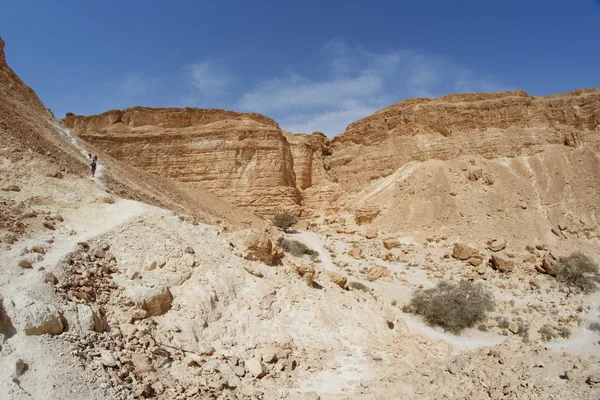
[2,34,600,400]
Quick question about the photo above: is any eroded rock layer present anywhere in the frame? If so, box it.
[330,89,600,192]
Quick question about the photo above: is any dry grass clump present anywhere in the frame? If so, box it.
[403,280,494,334]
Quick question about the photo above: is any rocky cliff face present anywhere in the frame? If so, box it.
[64,109,339,217]
[329,89,600,192]
[63,89,600,219]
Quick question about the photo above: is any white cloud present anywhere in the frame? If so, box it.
[238,40,508,136]
[189,61,230,97]
[119,72,153,97]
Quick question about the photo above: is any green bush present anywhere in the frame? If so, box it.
[273,213,297,232]
[557,252,600,293]
[403,280,494,334]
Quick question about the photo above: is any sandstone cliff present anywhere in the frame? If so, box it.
[330,89,600,192]
[64,109,302,216]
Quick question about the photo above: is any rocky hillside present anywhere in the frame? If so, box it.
[330,89,600,192]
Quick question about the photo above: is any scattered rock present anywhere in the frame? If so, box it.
[4,292,63,335]
[123,284,173,317]
[303,393,320,400]
[77,303,106,332]
[3,233,17,244]
[30,246,45,254]
[233,366,245,377]
[18,259,32,269]
[467,256,484,266]
[100,350,118,368]
[322,271,347,288]
[2,184,21,192]
[365,227,378,239]
[42,221,55,230]
[487,238,506,252]
[467,166,483,181]
[43,272,57,284]
[538,253,558,276]
[244,265,263,278]
[348,246,362,258]
[244,233,281,265]
[185,246,195,254]
[452,243,478,260]
[354,206,380,225]
[366,265,390,282]
[383,238,399,250]
[490,254,514,272]
[245,358,266,378]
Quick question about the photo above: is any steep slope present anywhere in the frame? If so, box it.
[0,38,262,228]
[330,89,600,192]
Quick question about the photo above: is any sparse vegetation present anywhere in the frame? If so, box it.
[557,252,600,293]
[588,321,600,332]
[539,324,572,341]
[348,281,370,292]
[272,213,297,232]
[322,147,333,156]
[403,280,495,334]
[281,239,309,257]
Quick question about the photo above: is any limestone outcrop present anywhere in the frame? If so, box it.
[329,89,600,192]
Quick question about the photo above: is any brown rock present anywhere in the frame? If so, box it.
[323,271,347,288]
[244,233,281,265]
[18,259,32,269]
[467,166,483,181]
[354,206,380,225]
[30,246,45,254]
[490,254,514,272]
[43,272,58,284]
[452,243,478,260]
[383,238,399,250]
[540,253,558,276]
[487,239,506,252]
[366,265,390,282]
[244,265,263,278]
[348,246,362,259]
[467,256,484,266]
[365,227,378,239]
[185,246,195,254]
[2,184,21,192]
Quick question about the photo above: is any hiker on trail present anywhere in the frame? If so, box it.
[90,155,97,177]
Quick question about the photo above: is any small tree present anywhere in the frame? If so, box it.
[273,213,297,232]
[557,252,600,293]
[403,280,494,334]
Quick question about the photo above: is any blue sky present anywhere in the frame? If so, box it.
[1,0,599,137]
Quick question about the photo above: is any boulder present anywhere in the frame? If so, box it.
[244,233,281,265]
[366,265,390,282]
[77,303,106,332]
[487,239,506,252]
[365,227,378,239]
[348,246,362,258]
[354,206,380,225]
[383,238,399,250]
[467,166,483,181]
[452,243,478,260]
[539,253,558,276]
[123,284,173,317]
[467,256,484,266]
[490,254,514,272]
[322,271,347,289]
[245,358,266,378]
[4,292,63,335]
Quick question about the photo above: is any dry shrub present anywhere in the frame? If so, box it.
[348,281,370,292]
[281,239,309,257]
[403,280,494,334]
[272,213,297,232]
[557,252,600,293]
[588,321,600,332]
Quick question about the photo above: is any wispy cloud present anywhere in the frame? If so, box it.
[238,40,509,136]
[188,61,231,97]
